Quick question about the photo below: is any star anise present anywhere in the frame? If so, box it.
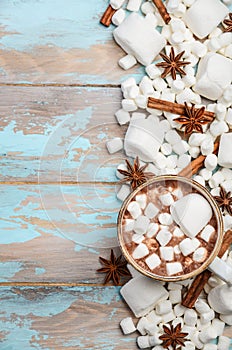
[97,249,131,285]
[223,13,232,32]
[118,156,154,190]
[174,102,212,135]
[214,186,232,216]
[156,47,190,80]
[159,323,188,350]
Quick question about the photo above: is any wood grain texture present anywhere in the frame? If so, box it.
[0,86,128,182]
[0,184,129,283]
[0,286,137,349]
[0,0,142,85]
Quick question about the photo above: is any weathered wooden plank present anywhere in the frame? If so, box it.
[0,287,231,349]
[0,0,142,85]
[0,286,137,349]
[0,184,127,283]
[0,86,127,182]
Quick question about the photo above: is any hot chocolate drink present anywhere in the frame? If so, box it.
[118,176,221,280]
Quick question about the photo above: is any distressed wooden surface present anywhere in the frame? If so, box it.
[0,0,231,348]
[0,0,143,85]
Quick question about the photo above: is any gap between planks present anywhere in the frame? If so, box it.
[0,83,120,88]
[0,181,118,185]
[0,282,118,287]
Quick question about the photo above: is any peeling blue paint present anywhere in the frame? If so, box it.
[0,262,23,281]
[35,267,46,275]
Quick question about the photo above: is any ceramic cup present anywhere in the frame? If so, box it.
[118,175,231,282]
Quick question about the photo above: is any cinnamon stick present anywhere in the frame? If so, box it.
[100,5,116,27]
[178,142,219,178]
[152,0,171,24]
[182,229,232,309]
[147,97,215,120]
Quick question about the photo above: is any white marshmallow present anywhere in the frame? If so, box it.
[218,133,232,168]
[160,193,174,206]
[200,225,215,243]
[136,194,147,210]
[210,120,229,137]
[120,317,137,334]
[152,77,168,92]
[154,152,168,170]
[119,54,137,70]
[156,229,172,246]
[179,238,195,256]
[168,282,182,290]
[113,13,166,66]
[182,325,196,338]
[106,137,123,154]
[135,94,147,108]
[225,108,232,126]
[146,310,162,324]
[132,243,149,259]
[199,326,216,343]
[195,299,211,314]
[137,316,150,335]
[208,171,224,188]
[160,247,174,261]
[200,309,215,325]
[137,335,150,349]
[132,233,144,244]
[176,88,196,104]
[184,309,198,326]
[145,203,159,219]
[200,138,214,156]
[121,77,137,92]
[174,303,186,317]
[204,154,217,171]
[208,284,232,314]
[146,223,159,238]
[145,64,161,79]
[122,98,138,112]
[190,331,204,349]
[174,245,181,255]
[170,193,213,238]
[169,289,182,304]
[199,168,212,181]
[148,334,162,346]
[173,228,184,239]
[211,318,225,336]
[217,335,231,350]
[215,103,227,120]
[165,129,182,145]
[112,8,126,26]
[158,213,173,226]
[117,185,131,201]
[115,109,130,125]
[166,262,183,275]
[139,76,154,96]
[127,201,142,219]
[127,0,142,12]
[134,215,150,235]
[145,253,161,270]
[159,120,171,133]
[189,146,200,158]
[177,154,191,169]
[110,0,126,9]
[124,118,164,162]
[167,155,178,169]
[141,1,155,15]
[172,140,190,155]
[194,53,232,101]
[161,143,172,156]
[156,299,172,315]
[120,275,169,317]
[203,345,217,350]
[193,247,208,263]
[183,0,229,39]
[220,314,232,326]
[171,79,185,93]
[161,310,176,323]
[123,219,135,233]
[184,341,195,350]
[221,168,232,180]
[191,41,207,58]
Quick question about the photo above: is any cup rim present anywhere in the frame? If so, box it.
[117,175,224,282]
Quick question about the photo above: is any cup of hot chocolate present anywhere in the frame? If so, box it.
[118,175,231,282]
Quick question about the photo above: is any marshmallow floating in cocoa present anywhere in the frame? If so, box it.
[113,13,166,66]
[170,193,213,238]
[194,53,232,101]
[183,0,229,39]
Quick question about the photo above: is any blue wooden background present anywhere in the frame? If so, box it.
[0,0,231,348]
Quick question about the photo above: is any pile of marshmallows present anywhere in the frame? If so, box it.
[126,191,215,275]
[119,271,232,350]
[103,0,232,348]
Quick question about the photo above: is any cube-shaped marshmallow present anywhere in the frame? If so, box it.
[218,133,232,168]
